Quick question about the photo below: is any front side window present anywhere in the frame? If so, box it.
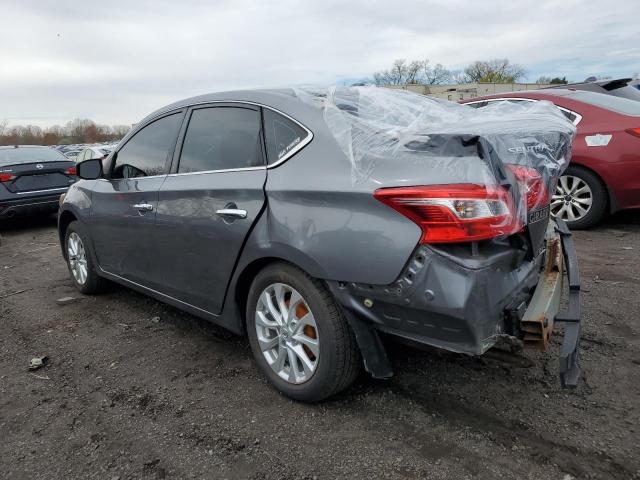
[178,107,263,173]
[112,113,182,179]
[263,108,310,165]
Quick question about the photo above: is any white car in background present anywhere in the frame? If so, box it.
[75,145,113,163]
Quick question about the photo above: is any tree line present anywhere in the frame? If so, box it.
[371,58,568,86]
[0,118,130,146]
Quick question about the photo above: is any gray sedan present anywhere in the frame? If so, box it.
[59,88,582,401]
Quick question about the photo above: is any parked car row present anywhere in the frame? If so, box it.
[461,84,640,229]
[53,143,117,162]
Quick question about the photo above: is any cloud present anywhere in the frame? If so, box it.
[1,0,638,126]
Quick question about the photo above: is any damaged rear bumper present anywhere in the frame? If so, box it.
[329,218,582,388]
[515,219,581,387]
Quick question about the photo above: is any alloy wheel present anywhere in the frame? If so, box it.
[67,232,88,285]
[551,175,593,222]
[255,283,319,384]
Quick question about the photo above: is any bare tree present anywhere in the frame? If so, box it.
[0,119,130,146]
[390,59,410,85]
[111,125,131,138]
[65,118,96,143]
[373,58,452,85]
[449,70,469,84]
[406,60,423,84]
[535,76,552,84]
[464,59,525,83]
[421,61,451,84]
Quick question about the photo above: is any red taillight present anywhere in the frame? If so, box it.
[0,172,16,183]
[506,165,549,211]
[625,127,640,139]
[66,166,77,176]
[374,184,517,243]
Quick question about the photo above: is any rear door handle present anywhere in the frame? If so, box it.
[133,203,153,212]
[215,208,247,219]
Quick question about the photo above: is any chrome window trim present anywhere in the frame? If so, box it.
[464,97,582,126]
[16,187,69,195]
[167,166,266,178]
[97,174,167,182]
[125,100,314,178]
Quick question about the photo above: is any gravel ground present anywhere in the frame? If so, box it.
[1,211,639,480]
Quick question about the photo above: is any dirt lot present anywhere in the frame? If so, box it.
[1,212,639,480]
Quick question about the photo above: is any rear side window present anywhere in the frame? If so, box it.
[465,101,487,109]
[112,113,182,179]
[263,109,310,164]
[178,107,263,173]
[569,91,640,116]
[560,109,578,123]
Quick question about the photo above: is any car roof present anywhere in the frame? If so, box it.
[139,88,306,125]
[463,89,575,102]
[547,78,632,90]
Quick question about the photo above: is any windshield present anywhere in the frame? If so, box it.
[569,91,640,116]
[0,147,69,166]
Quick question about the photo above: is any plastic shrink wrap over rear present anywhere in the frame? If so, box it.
[295,86,576,241]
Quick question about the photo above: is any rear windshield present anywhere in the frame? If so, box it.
[569,91,640,116]
[0,147,68,166]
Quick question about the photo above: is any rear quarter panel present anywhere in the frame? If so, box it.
[261,111,496,285]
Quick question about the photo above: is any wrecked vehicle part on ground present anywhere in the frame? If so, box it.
[58,86,580,401]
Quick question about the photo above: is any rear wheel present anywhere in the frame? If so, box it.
[65,221,103,294]
[551,166,607,229]
[246,263,360,402]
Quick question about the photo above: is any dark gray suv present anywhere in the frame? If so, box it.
[59,88,582,401]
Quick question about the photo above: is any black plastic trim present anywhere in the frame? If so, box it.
[554,218,582,388]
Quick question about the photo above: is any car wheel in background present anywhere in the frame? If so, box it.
[246,262,360,402]
[65,221,103,294]
[551,166,608,229]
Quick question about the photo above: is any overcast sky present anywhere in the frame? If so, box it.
[1,0,638,127]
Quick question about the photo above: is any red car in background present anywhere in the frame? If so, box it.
[462,90,640,228]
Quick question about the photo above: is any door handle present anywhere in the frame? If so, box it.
[215,208,247,219]
[133,203,153,212]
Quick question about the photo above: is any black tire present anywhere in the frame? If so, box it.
[64,221,104,294]
[246,262,361,402]
[554,166,608,230]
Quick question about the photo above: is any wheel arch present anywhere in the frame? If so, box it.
[58,209,78,259]
[232,255,320,336]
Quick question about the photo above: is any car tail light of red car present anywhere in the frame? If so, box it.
[0,172,16,183]
[374,184,519,243]
[625,127,640,139]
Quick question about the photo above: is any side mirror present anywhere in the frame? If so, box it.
[76,158,103,180]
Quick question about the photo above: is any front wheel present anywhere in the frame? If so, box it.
[64,221,103,294]
[551,166,608,229]
[246,263,360,402]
